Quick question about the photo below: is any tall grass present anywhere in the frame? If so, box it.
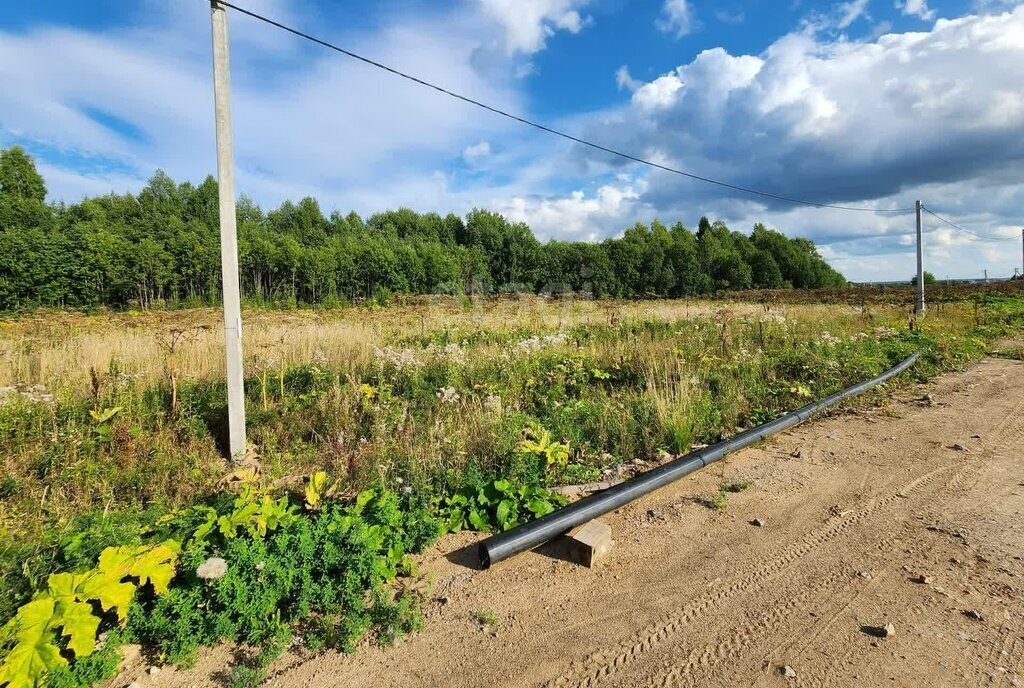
[1,294,1021,620]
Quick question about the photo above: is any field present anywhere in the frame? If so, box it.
[1,289,1023,688]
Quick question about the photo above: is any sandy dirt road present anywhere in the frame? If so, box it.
[128,357,1024,688]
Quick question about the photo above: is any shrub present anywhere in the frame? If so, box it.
[128,487,440,663]
[436,478,568,533]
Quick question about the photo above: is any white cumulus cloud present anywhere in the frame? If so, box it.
[579,7,1024,210]
[899,0,936,20]
[632,73,685,110]
[836,0,871,29]
[497,180,647,241]
[463,141,492,160]
[656,0,696,38]
[0,1,524,211]
[478,0,591,55]
[615,65,641,91]
[511,5,1024,280]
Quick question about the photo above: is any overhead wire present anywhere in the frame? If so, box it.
[921,206,1015,243]
[209,0,915,214]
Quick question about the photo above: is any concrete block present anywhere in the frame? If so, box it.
[567,519,613,567]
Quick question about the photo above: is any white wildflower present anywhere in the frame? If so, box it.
[0,383,55,407]
[436,386,460,403]
[484,394,502,413]
[443,343,465,363]
[374,346,423,370]
[515,332,567,353]
[516,336,542,352]
[196,557,228,580]
[542,333,567,346]
[872,326,898,339]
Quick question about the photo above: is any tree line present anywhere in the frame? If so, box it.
[0,146,846,310]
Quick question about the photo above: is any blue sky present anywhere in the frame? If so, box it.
[1,0,1022,281]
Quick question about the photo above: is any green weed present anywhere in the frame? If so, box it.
[700,491,730,511]
[720,479,755,494]
[435,478,568,533]
[471,607,500,629]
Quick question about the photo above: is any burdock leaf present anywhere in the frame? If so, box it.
[0,598,67,688]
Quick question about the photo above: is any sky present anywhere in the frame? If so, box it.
[1,0,1023,282]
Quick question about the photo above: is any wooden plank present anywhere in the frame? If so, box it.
[566,520,613,568]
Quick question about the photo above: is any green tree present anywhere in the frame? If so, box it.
[0,147,47,202]
[0,148,848,310]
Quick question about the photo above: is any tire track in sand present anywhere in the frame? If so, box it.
[652,459,979,688]
[548,460,964,687]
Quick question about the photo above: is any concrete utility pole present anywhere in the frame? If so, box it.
[210,1,247,462]
[915,200,925,315]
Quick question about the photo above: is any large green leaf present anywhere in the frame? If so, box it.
[76,544,177,620]
[446,512,465,533]
[526,498,556,518]
[74,571,135,622]
[467,508,489,532]
[46,572,86,602]
[124,544,177,594]
[0,598,66,688]
[53,600,100,657]
[1,543,178,688]
[495,499,513,527]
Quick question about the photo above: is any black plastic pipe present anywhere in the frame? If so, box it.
[479,352,921,568]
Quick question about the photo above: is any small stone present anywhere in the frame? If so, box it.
[127,683,143,688]
[148,665,161,675]
[647,509,664,520]
[948,443,967,451]
[881,622,896,637]
[963,609,984,621]
[780,665,797,678]
[438,595,449,605]
[857,570,873,580]
[790,448,802,458]
[751,518,765,527]
[914,574,933,584]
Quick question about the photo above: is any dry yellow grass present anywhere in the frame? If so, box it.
[0,298,871,393]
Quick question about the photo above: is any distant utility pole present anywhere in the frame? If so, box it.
[210,0,247,462]
[915,200,925,315]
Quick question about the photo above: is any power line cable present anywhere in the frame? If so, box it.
[921,206,1014,243]
[210,0,915,214]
